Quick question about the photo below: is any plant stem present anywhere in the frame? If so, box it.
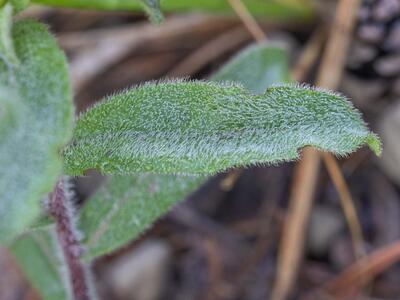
[48,179,92,300]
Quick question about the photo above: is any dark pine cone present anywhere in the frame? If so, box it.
[347,0,400,98]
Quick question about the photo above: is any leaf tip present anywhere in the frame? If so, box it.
[366,133,382,157]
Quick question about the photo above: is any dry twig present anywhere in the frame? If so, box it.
[271,147,321,300]
[225,0,364,298]
[64,14,237,93]
[289,28,325,82]
[272,0,363,299]
[322,153,365,258]
[322,241,400,298]
[226,0,267,42]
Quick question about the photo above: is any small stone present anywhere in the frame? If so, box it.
[384,20,400,51]
[373,0,400,21]
[106,239,172,300]
[374,54,400,76]
[358,23,385,43]
[347,40,377,68]
[307,205,345,257]
[379,102,400,186]
[341,73,386,106]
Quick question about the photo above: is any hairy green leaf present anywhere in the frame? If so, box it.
[0,20,73,242]
[79,174,203,259]
[64,81,380,176]
[32,0,312,19]
[0,3,18,66]
[212,43,290,93]
[74,44,289,259]
[11,228,69,300]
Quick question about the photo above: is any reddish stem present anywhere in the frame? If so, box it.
[48,179,92,300]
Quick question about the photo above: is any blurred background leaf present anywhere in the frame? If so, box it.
[0,3,18,66]
[31,0,314,19]
[10,227,69,300]
[211,42,290,93]
[0,20,73,243]
[79,174,204,259]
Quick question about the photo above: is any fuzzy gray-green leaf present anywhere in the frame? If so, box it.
[0,20,73,242]
[11,227,69,300]
[75,44,288,259]
[79,174,203,259]
[64,81,380,176]
[0,3,19,66]
[211,43,290,93]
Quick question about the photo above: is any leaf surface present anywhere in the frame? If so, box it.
[79,174,203,259]
[0,20,73,242]
[64,82,380,176]
[11,227,69,300]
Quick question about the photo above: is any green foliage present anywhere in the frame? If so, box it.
[79,174,203,259]
[32,0,164,22]
[0,2,383,299]
[31,0,313,19]
[11,228,69,300]
[212,43,290,93]
[9,0,30,12]
[64,81,380,176]
[0,3,18,66]
[11,45,290,296]
[32,0,144,10]
[29,0,163,23]
[0,20,73,242]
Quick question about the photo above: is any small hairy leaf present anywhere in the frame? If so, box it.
[11,228,69,300]
[0,20,73,242]
[212,43,290,93]
[64,81,380,176]
[139,0,163,24]
[31,0,312,19]
[79,174,203,259]
[0,3,18,66]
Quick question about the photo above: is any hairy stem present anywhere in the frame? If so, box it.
[48,179,93,300]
